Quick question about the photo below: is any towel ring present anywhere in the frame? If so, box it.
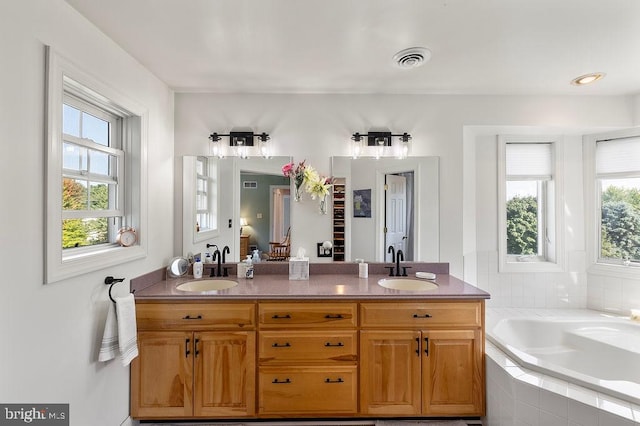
[104,276,133,303]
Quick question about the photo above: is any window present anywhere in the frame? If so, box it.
[183,156,219,248]
[498,136,563,272]
[62,95,123,249]
[195,156,218,234]
[46,47,147,283]
[594,136,640,267]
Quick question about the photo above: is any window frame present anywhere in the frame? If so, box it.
[45,47,147,284]
[584,128,640,279]
[497,135,564,273]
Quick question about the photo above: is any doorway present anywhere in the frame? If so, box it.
[384,171,414,261]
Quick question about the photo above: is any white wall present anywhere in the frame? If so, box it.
[0,1,174,425]
[175,93,634,279]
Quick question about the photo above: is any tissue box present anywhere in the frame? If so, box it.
[289,257,309,280]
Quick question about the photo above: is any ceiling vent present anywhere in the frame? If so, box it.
[393,47,432,69]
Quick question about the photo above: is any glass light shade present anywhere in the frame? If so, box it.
[352,138,362,159]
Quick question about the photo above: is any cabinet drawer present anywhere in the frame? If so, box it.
[360,301,482,328]
[136,303,255,330]
[259,303,357,328]
[259,330,357,363]
[259,365,357,415]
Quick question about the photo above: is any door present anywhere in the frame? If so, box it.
[385,174,407,261]
[194,331,256,417]
[422,329,484,416]
[131,331,193,418]
[360,330,422,415]
[271,185,290,243]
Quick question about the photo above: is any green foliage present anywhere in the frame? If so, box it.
[506,195,538,255]
[62,180,111,248]
[600,186,640,260]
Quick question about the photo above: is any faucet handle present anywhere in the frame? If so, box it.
[401,266,411,277]
[222,267,230,277]
[385,266,396,277]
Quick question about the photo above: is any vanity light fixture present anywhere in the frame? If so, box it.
[571,72,605,86]
[208,131,271,159]
[351,131,412,159]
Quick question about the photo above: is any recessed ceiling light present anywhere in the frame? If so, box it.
[571,72,605,86]
[393,47,431,69]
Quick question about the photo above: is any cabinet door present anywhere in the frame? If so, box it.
[193,331,256,417]
[422,329,484,416]
[131,331,193,418]
[360,330,422,415]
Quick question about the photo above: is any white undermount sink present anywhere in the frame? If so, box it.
[176,279,238,292]
[378,278,438,291]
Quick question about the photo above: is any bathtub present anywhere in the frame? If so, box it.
[487,312,640,406]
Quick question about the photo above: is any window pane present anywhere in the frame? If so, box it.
[82,111,109,146]
[506,180,539,255]
[63,104,80,137]
[89,181,114,210]
[62,217,115,249]
[88,149,111,176]
[62,178,87,210]
[600,178,640,262]
[63,143,87,172]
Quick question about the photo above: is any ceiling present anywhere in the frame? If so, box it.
[65,0,640,96]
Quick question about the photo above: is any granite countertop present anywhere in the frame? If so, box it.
[132,262,490,301]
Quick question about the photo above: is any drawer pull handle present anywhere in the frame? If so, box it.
[412,313,432,319]
[324,314,344,319]
[272,378,291,384]
[272,314,291,319]
[185,338,191,358]
[424,337,429,356]
[324,342,344,347]
[272,342,291,348]
[325,378,344,383]
[195,338,200,357]
[183,315,203,320]
[415,337,420,356]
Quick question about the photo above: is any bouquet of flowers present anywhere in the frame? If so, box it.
[282,160,307,201]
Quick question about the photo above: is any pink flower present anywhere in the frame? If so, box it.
[282,162,294,177]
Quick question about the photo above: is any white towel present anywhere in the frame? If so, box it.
[98,293,138,366]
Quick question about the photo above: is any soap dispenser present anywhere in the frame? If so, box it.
[245,255,254,279]
[193,255,203,279]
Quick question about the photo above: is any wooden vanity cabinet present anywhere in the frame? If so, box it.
[257,302,358,416]
[131,302,256,419]
[359,301,485,417]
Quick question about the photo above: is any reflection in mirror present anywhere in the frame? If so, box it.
[240,168,291,260]
[182,156,292,262]
[331,156,439,263]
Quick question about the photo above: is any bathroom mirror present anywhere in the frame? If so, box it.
[182,155,292,261]
[331,156,439,262]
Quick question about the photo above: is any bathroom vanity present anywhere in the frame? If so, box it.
[130,263,489,421]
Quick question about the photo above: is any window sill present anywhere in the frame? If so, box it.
[587,262,640,280]
[46,245,146,284]
[500,258,564,273]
